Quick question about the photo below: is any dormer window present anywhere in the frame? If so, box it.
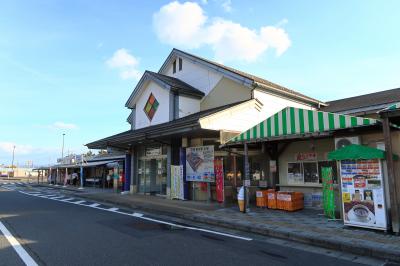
[179,58,182,71]
[173,60,176,74]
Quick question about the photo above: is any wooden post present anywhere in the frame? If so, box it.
[382,116,400,233]
[243,142,250,213]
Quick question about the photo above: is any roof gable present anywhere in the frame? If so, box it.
[159,48,325,107]
[125,71,204,108]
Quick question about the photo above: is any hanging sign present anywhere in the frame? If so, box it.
[340,159,387,230]
[186,146,215,182]
[146,147,161,157]
[214,158,224,203]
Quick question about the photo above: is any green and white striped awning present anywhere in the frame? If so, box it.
[379,102,400,113]
[227,107,378,144]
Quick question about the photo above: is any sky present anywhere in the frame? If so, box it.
[1,0,399,166]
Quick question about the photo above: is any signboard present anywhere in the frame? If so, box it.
[244,179,251,187]
[295,152,317,161]
[340,159,387,230]
[170,165,184,200]
[145,147,161,157]
[214,158,224,203]
[186,146,215,182]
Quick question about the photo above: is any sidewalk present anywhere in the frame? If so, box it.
[36,184,400,262]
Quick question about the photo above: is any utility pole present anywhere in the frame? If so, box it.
[61,133,66,164]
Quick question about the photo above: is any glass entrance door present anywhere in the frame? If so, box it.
[138,157,167,195]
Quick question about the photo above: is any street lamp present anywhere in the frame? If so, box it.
[61,133,66,164]
[10,145,15,179]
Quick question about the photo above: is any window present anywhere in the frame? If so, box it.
[303,162,318,183]
[288,163,303,184]
[179,58,183,71]
[287,160,338,185]
[173,60,176,74]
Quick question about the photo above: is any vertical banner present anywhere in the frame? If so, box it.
[214,158,224,203]
[186,146,215,182]
[340,159,387,230]
[171,165,184,200]
[321,167,335,219]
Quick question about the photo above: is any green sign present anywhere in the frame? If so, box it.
[321,167,335,219]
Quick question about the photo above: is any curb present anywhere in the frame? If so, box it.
[34,184,400,263]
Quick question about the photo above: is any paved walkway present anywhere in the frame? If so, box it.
[35,183,400,262]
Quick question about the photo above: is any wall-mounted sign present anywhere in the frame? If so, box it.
[186,145,215,182]
[295,152,317,161]
[145,147,162,157]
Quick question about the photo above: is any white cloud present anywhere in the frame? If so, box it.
[221,0,232,12]
[153,1,207,49]
[106,49,142,80]
[52,122,78,130]
[153,1,291,62]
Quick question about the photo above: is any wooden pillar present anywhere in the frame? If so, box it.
[243,142,250,213]
[382,116,400,233]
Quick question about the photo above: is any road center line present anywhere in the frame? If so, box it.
[0,221,38,266]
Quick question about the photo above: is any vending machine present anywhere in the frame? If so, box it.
[340,159,388,230]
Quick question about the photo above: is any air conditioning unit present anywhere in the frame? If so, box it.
[334,136,360,150]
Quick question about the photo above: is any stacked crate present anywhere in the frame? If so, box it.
[276,192,304,211]
[256,190,268,208]
[267,189,277,209]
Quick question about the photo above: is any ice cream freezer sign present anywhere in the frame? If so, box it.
[186,145,215,182]
[340,159,387,230]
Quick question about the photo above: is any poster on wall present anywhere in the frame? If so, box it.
[340,159,387,230]
[170,165,184,200]
[214,158,224,203]
[186,146,215,182]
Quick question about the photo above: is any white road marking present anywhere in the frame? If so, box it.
[108,207,119,212]
[49,196,65,200]
[61,198,75,201]
[18,191,253,241]
[0,221,38,266]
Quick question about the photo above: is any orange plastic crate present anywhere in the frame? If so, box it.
[276,192,304,211]
[267,189,276,209]
[256,190,268,207]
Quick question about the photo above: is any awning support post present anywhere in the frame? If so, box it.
[382,116,400,233]
[243,142,249,213]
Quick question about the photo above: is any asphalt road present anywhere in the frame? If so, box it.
[0,183,388,266]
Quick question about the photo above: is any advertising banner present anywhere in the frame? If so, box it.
[214,158,224,203]
[340,159,387,230]
[170,165,184,200]
[321,167,335,219]
[186,146,215,182]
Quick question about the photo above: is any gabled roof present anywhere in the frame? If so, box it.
[147,71,205,98]
[159,48,325,107]
[125,70,205,108]
[321,88,400,114]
